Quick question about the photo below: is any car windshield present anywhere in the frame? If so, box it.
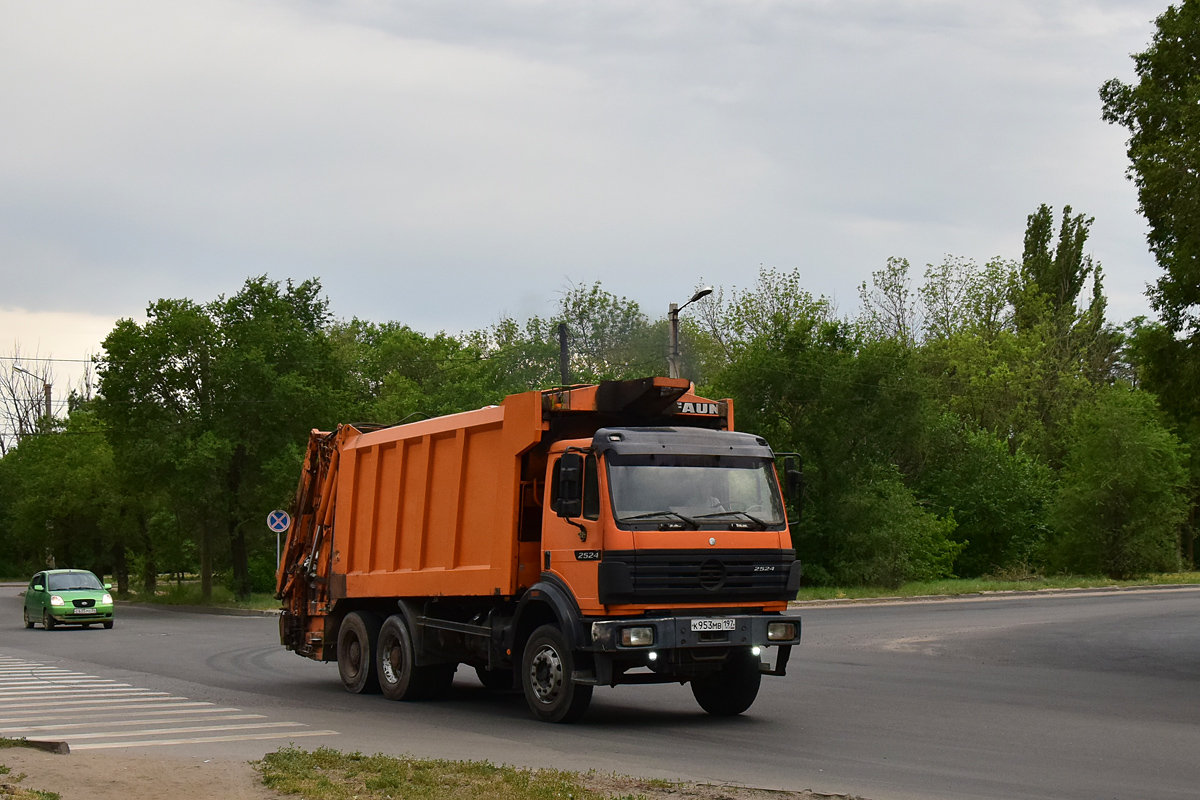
[607,455,785,526]
[46,572,103,591]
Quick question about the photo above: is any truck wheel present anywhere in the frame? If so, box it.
[475,666,514,691]
[691,647,761,716]
[521,624,592,723]
[377,615,455,701]
[337,611,382,694]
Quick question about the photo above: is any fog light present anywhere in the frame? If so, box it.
[751,646,762,657]
[767,621,796,641]
[50,595,64,606]
[647,651,658,661]
[621,626,654,647]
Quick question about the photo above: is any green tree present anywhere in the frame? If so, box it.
[0,410,123,581]
[97,277,343,599]
[1101,1,1200,335]
[1103,4,1200,567]
[1050,385,1189,578]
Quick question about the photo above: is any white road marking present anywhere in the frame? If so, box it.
[0,655,337,750]
[54,721,305,740]
[0,696,192,710]
[71,730,341,750]
[0,714,265,733]
[0,705,231,724]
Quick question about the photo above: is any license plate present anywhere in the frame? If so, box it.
[691,618,736,632]
[72,608,97,615]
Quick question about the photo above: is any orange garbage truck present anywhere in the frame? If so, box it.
[276,377,803,722]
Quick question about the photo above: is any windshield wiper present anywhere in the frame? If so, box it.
[692,510,770,529]
[618,511,699,529]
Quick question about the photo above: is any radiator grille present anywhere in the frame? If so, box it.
[601,549,795,604]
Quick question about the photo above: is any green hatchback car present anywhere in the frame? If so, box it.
[23,569,115,630]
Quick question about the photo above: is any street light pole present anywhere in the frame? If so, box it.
[12,365,51,422]
[668,287,713,380]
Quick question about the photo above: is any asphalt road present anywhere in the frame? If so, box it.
[2,584,1198,800]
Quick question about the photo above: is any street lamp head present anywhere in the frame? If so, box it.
[689,286,714,304]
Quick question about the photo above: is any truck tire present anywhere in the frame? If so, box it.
[337,611,382,694]
[691,647,761,716]
[377,615,456,701]
[475,666,514,691]
[521,624,592,723]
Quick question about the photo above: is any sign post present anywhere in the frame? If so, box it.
[267,510,291,571]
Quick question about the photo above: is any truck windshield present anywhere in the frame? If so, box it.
[607,455,785,527]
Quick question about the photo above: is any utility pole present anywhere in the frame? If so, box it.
[558,323,569,385]
[667,287,713,380]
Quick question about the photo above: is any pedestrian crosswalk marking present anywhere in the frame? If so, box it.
[71,729,340,751]
[1,713,265,733]
[0,655,338,750]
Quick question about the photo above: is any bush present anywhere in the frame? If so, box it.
[1049,386,1189,578]
[800,463,963,588]
[918,415,1052,576]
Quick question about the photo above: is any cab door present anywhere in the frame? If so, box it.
[542,452,603,611]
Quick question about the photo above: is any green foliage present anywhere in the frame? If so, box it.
[96,276,345,599]
[917,415,1051,577]
[1101,0,1200,335]
[1049,386,1190,578]
[1,198,1194,591]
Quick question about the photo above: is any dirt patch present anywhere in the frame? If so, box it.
[0,749,280,800]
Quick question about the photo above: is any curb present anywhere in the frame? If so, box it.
[788,582,1200,608]
[118,602,282,617]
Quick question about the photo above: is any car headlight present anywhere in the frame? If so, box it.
[50,595,64,606]
[767,621,796,641]
[621,626,655,647]
[101,593,113,605]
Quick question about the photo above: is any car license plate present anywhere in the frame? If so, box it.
[72,608,97,615]
[691,618,736,632]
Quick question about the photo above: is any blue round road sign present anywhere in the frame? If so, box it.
[267,510,291,533]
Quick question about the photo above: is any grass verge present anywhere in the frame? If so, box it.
[256,747,843,800]
[124,583,280,610]
[793,572,1200,602]
[0,740,60,800]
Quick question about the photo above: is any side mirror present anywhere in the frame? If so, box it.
[32,583,44,592]
[779,454,804,523]
[104,583,112,591]
[557,452,583,519]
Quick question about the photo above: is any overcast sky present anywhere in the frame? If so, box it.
[0,0,1170,394]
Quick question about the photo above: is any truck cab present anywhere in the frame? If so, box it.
[521,427,801,720]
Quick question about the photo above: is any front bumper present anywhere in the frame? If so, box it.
[49,606,113,622]
[580,613,801,685]
[587,613,801,652]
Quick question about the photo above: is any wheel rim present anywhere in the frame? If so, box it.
[380,639,402,685]
[528,643,564,704]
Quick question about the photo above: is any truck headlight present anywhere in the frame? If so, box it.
[621,626,654,647]
[50,595,64,606]
[767,621,796,641]
[101,594,113,605]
